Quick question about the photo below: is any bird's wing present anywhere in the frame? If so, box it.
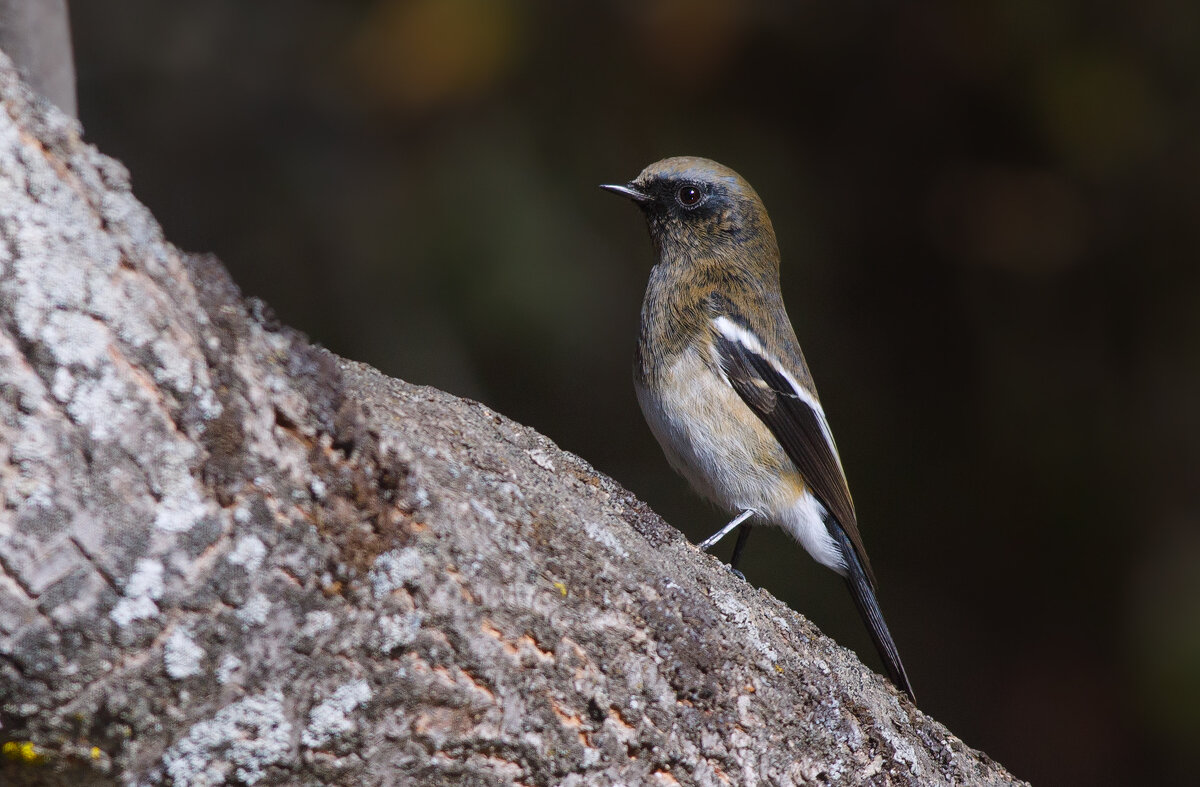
[710,315,877,587]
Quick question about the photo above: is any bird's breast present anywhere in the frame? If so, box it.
[635,346,803,516]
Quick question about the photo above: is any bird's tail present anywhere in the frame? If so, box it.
[829,520,915,701]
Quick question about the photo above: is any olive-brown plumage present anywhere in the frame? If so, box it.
[603,156,914,700]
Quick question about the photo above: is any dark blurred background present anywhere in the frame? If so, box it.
[68,1,1200,783]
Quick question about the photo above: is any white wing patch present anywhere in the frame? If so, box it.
[711,315,844,471]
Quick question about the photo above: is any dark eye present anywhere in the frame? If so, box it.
[676,185,704,208]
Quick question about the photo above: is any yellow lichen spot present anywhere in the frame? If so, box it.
[2,740,45,765]
[775,664,784,673]
[90,746,101,760]
[553,581,568,597]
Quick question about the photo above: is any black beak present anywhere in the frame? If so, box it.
[599,182,652,203]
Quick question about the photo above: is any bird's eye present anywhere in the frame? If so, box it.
[676,185,704,208]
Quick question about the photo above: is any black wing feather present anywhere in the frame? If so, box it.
[713,330,876,586]
[715,326,916,700]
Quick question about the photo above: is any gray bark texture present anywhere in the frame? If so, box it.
[0,0,75,117]
[0,53,1026,786]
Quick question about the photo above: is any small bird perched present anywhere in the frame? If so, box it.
[602,156,914,700]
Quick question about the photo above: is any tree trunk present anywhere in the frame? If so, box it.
[0,53,1025,786]
[0,0,75,117]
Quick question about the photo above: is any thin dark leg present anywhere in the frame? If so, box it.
[698,509,754,552]
[729,523,752,571]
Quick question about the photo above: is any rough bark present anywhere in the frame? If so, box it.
[0,53,1025,786]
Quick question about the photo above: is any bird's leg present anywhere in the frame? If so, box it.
[729,523,753,571]
[698,509,754,552]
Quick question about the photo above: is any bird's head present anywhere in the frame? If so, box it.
[601,156,778,264]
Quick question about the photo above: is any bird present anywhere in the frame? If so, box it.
[601,156,914,700]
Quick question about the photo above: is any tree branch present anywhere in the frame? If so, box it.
[0,52,1024,786]
[0,0,75,117]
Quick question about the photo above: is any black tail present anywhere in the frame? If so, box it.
[829,521,915,702]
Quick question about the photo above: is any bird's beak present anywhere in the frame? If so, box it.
[599,182,651,203]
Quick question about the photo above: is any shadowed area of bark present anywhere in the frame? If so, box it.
[0,51,1025,786]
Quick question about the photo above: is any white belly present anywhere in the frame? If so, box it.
[635,348,845,573]
[635,348,788,513]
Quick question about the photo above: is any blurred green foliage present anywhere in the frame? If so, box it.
[73,1,1200,783]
